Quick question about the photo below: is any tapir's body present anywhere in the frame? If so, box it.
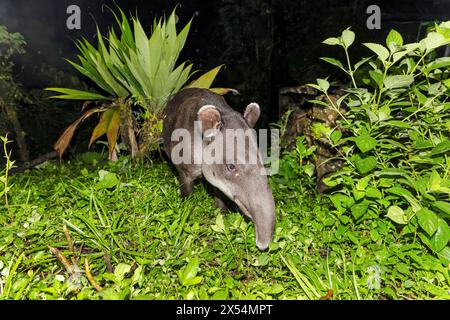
[163,88,276,250]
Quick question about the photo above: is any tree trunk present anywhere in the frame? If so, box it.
[1,99,29,162]
[119,100,138,158]
[279,85,347,192]
[137,111,163,158]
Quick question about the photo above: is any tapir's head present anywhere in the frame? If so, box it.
[197,103,276,250]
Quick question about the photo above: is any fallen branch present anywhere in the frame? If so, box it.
[48,246,73,275]
[84,257,103,292]
[103,252,114,273]
[63,224,78,266]
[10,150,59,174]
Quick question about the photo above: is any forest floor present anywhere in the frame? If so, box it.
[0,152,449,300]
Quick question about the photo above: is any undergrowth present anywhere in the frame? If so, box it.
[0,148,448,300]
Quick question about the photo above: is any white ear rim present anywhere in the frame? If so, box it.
[198,105,221,141]
[247,103,260,110]
[244,103,260,117]
[198,104,218,115]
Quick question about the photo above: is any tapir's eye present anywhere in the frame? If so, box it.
[226,164,237,172]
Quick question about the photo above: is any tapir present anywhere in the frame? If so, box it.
[162,88,276,250]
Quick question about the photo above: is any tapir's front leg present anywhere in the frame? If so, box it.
[179,173,194,198]
[212,187,230,211]
[214,195,229,211]
[176,165,201,198]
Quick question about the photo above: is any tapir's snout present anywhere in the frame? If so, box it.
[234,177,276,251]
[252,188,276,251]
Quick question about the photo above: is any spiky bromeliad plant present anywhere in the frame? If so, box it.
[47,8,229,160]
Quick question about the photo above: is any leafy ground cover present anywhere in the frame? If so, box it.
[0,149,448,300]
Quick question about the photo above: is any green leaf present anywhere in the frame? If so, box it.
[253,254,270,267]
[412,140,434,150]
[341,29,355,48]
[351,201,369,219]
[429,219,450,252]
[378,105,391,121]
[356,177,370,191]
[386,206,408,224]
[430,141,450,156]
[366,187,382,199]
[437,246,450,265]
[423,57,450,73]
[322,37,341,46]
[317,78,330,92]
[187,65,223,89]
[312,122,331,139]
[355,134,377,153]
[211,213,225,233]
[178,257,203,287]
[330,130,342,144]
[432,201,450,217]
[307,99,329,107]
[417,208,439,236]
[386,187,421,213]
[369,70,384,88]
[45,88,110,101]
[363,43,390,62]
[385,120,411,129]
[263,284,285,295]
[329,193,354,213]
[386,29,403,47]
[428,170,446,193]
[423,32,449,53]
[335,93,349,108]
[392,50,409,64]
[114,263,132,282]
[96,170,119,189]
[383,75,414,89]
[354,155,377,174]
[320,57,345,71]
[211,289,228,300]
[208,88,239,95]
[280,255,320,299]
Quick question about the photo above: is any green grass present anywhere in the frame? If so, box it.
[0,152,449,300]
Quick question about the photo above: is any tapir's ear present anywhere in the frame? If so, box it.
[198,105,222,140]
[244,103,260,128]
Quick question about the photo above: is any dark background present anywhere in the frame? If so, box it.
[1,0,449,160]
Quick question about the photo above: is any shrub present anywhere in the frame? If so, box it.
[308,22,450,264]
[46,7,228,160]
[0,26,30,162]
[0,136,14,221]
